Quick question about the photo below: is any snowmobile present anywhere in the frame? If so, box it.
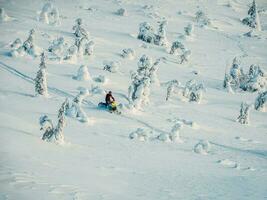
[98,101,121,115]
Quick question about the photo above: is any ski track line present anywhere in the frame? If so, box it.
[0,61,94,106]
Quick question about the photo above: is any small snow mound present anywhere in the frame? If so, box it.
[194,140,211,155]
[217,159,238,168]
[157,133,171,142]
[129,128,153,142]
[73,65,92,81]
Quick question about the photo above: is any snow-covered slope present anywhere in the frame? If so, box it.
[0,0,267,199]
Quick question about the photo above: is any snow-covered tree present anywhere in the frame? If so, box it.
[240,64,266,92]
[138,22,156,44]
[103,61,120,73]
[11,29,41,57]
[195,10,211,27]
[0,8,10,22]
[169,40,185,55]
[73,65,91,81]
[40,99,68,143]
[34,53,48,96]
[38,2,60,25]
[182,80,205,103]
[194,140,211,155]
[229,57,245,89]
[223,73,234,93]
[128,55,162,109]
[254,91,267,111]
[121,48,135,59]
[53,100,68,143]
[237,102,251,125]
[155,20,168,46]
[66,89,89,123]
[84,40,94,56]
[72,18,89,55]
[184,23,194,37]
[242,0,261,31]
[116,8,127,16]
[39,52,46,70]
[166,80,180,101]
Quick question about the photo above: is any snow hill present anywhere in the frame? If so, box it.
[0,0,267,199]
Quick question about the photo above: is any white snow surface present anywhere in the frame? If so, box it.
[0,0,267,199]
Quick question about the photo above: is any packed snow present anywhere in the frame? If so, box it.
[0,0,267,199]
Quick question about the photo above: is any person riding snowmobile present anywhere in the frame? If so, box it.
[105,91,117,111]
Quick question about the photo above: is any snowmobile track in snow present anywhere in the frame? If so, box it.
[0,61,94,106]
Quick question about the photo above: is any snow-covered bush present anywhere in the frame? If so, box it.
[10,29,41,57]
[138,22,155,44]
[0,8,10,22]
[40,115,54,141]
[48,37,66,60]
[90,85,105,95]
[34,53,48,96]
[166,80,180,101]
[182,80,205,103]
[40,99,68,143]
[195,10,211,27]
[179,50,191,64]
[10,38,22,49]
[237,102,251,125]
[184,23,194,36]
[242,0,261,31]
[84,40,94,56]
[169,40,185,55]
[103,61,120,73]
[254,91,267,111]
[66,89,89,123]
[129,128,153,141]
[38,2,60,25]
[63,45,78,63]
[158,123,183,143]
[121,48,135,59]
[116,8,127,16]
[73,65,91,81]
[155,20,168,46]
[94,75,108,84]
[194,140,211,155]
